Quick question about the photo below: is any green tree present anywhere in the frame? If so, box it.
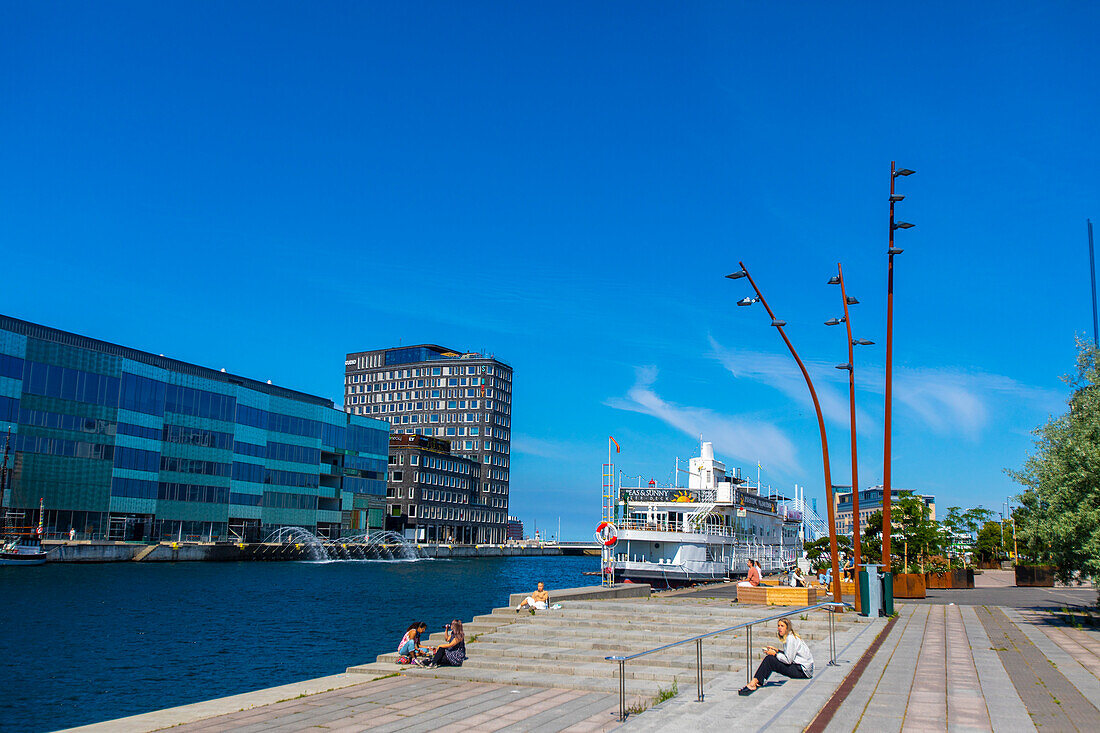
[860,510,883,565]
[1008,339,1100,587]
[804,534,851,567]
[893,491,942,573]
[975,520,1010,563]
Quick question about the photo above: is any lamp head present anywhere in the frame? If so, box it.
[824,317,843,326]
[845,296,859,305]
[736,297,757,307]
[894,168,915,177]
[888,247,904,255]
[853,338,875,346]
[835,363,853,371]
[725,270,747,280]
[889,194,905,202]
[771,319,787,328]
[827,275,841,285]
[893,221,915,230]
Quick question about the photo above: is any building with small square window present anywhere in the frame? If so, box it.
[834,486,936,536]
[0,314,390,542]
[344,345,511,543]
[386,434,481,543]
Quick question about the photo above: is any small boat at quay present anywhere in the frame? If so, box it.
[0,431,47,565]
[599,441,801,587]
[0,532,47,565]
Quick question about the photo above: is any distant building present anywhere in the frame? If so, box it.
[386,434,481,543]
[0,314,389,542]
[506,516,523,541]
[344,344,512,543]
[834,486,936,536]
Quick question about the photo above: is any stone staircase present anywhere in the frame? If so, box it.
[349,596,866,705]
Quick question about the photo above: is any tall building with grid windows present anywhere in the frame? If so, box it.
[343,345,512,544]
[0,314,390,542]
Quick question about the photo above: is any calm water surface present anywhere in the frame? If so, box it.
[0,555,598,732]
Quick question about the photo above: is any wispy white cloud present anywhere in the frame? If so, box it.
[708,337,880,435]
[708,338,1064,441]
[605,366,802,474]
[511,433,574,459]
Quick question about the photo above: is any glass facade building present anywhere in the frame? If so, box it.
[0,315,389,542]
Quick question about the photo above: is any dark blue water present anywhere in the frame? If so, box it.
[0,556,598,732]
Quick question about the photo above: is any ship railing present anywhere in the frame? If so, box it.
[605,601,851,721]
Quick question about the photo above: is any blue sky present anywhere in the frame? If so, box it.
[2,2,1097,539]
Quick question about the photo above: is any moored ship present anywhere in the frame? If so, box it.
[600,441,801,586]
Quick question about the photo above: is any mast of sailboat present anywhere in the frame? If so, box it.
[0,427,10,533]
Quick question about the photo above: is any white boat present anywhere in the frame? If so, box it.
[602,442,801,587]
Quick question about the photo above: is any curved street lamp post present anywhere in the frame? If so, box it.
[728,263,843,605]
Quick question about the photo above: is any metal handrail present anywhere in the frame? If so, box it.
[605,601,851,721]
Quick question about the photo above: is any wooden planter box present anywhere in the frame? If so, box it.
[1015,565,1055,587]
[925,568,974,589]
[892,573,926,598]
[737,586,820,606]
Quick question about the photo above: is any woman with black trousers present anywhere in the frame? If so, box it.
[739,617,814,694]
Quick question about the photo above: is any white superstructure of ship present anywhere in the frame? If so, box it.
[602,441,801,586]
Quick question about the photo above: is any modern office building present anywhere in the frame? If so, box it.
[385,434,482,543]
[344,345,512,543]
[506,516,523,541]
[0,314,389,542]
[834,486,936,536]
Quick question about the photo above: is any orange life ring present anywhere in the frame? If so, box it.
[595,521,618,547]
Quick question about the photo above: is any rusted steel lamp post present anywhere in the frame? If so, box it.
[826,263,873,610]
[883,162,915,570]
[727,263,843,605]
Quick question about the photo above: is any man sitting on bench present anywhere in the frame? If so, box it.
[517,581,550,611]
[737,559,761,587]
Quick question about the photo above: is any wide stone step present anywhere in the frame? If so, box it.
[372,653,724,682]
[383,663,682,699]
[472,624,835,646]
[487,612,847,635]
[375,645,747,672]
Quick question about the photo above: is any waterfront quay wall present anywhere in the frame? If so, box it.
[43,541,597,563]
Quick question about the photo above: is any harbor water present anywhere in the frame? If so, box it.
[1,555,597,732]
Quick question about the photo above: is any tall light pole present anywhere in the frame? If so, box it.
[728,263,843,605]
[827,263,873,610]
[883,162,915,570]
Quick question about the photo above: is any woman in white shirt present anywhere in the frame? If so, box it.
[739,617,814,695]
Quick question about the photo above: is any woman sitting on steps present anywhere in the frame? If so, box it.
[739,617,814,695]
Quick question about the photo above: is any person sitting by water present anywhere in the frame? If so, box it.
[739,617,814,695]
[516,581,550,611]
[737,559,762,587]
[397,621,428,664]
[817,566,832,587]
[426,619,467,668]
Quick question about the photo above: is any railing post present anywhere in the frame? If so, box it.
[696,638,704,702]
[619,659,625,720]
[828,607,837,666]
[745,623,752,685]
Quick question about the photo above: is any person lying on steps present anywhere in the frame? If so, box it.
[738,617,814,695]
